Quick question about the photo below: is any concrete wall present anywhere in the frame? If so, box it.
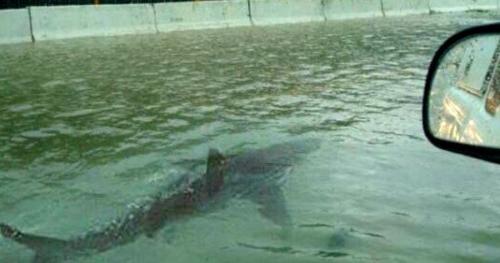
[1,0,499,44]
[249,0,324,25]
[382,0,430,16]
[30,4,156,41]
[0,9,32,44]
[429,0,498,12]
[155,0,250,32]
[324,0,382,20]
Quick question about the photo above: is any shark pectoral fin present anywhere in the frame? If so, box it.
[251,186,292,229]
[143,219,163,239]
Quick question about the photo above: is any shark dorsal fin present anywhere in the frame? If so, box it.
[205,148,227,195]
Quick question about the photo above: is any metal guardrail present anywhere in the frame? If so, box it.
[0,0,195,9]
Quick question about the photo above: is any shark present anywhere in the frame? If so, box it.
[0,139,320,263]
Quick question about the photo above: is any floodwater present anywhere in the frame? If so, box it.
[1,12,500,263]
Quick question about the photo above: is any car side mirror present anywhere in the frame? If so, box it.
[423,23,500,164]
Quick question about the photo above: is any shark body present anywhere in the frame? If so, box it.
[0,139,319,262]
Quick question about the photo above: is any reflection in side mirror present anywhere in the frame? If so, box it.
[429,33,500,146]
[424,24,500,163]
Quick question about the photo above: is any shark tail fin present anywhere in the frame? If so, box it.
[1,223,72,263]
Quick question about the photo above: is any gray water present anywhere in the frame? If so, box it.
[1,13,500,263]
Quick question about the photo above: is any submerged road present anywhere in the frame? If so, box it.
[0,12,499,263]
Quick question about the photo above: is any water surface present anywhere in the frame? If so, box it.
[1,12,500,262]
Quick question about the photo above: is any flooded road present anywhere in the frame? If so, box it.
[1,12,500,262]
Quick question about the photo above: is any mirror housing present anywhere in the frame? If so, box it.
[423,23,500,164]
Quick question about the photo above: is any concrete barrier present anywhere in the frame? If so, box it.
[154,0,251,32]
[249,0,325,25]
[382,0,430,16]
[1,0,500,44]
[30,4,156,41]
[323,0,383,21]
[0,9,32,44]
[429,0,498,12]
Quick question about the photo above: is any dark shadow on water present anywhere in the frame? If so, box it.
[237,242,300,255]
[316,250,350,258]
[237,242,350,259]
[298,223,335,228]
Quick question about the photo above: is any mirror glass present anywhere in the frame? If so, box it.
[428,33,500,148]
